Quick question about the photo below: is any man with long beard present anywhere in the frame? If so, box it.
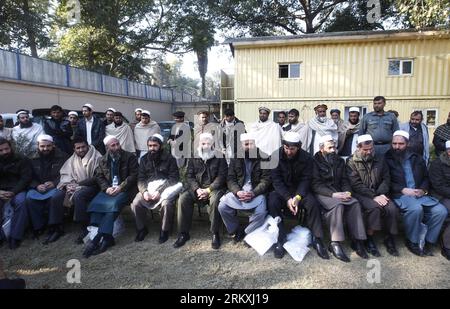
[82,136,138,258]
[134,110,161,160]
[299,104,338,156]
[26,135,68,245]
[0,138,32,249]
[12,110,44,156]
[249,107,282,156]
[130,134,179,244]
[175,133,227,249]
[218,133,271,246]
[386,130,447,257]
[347,135,400,257]
[338,107,361,158]
[433,112,450,157]
[106,111,135,153]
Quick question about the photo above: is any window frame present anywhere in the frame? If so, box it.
[412,108,439,128]
[278,62,301,79]
[388,58,414,77]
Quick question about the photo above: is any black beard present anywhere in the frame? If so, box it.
[114,121,123,127]
[39,150,54,158]
[289,119,297,125]
[349,119,359,125]
[149,149,161,160]
[20,121,33,128]
[393,149,406,160]
[0,153,13,162]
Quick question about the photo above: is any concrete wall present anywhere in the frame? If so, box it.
[0,79,172,122]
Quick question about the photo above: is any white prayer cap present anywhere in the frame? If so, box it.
[283,132,301,144]
[446,141,450,149]
[68,111,78,117]
[199,132,214,142]
[349,107,360,113]
[357,134,373,145]
[106,107,116,113]
[152,134,164,143]
[135,108,143,113]
[103,135,117,146]
[16,110,29,116]
[141,110,151,117]
[83,103,94,111]
[37,134,54,143]
[240,133,255,142]
[393,130,409,140]
[318,134,334,144]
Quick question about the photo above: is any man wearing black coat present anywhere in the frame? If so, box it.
[76,103,105,154]
[43,105,73,154]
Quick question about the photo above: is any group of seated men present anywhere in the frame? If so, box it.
[0,107,449,263]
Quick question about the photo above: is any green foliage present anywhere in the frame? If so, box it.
[396,0,450,28]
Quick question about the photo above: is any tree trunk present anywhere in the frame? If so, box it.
[196,49,208,98]
[21,0,38,57]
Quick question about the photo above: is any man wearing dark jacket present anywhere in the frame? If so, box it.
[43,105,73,154]
[425,140,450,260]
[26,135,68,245]
[268,132,327,259]
[175,133,228,249]
[219,109,245,164]
[219,133,270,246]
[131,134,180,244]
[83,136,138,258]
[76,103,105,154]
[312,135,367,262]
[0,138,32,249]
[386,130,447,257]
[347,135,399,257]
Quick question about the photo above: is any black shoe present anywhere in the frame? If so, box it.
[134,227,149,242]
[42,227,64,245]
[83,241,99,259]
[365,237,381,257]
[75,229,89,245]
[32,228,46,240]
[328,242,350,262]
[384,235,399,257]
[311,237,329,259]
[441,246,450,260]
[233,229,246,243]
[211,233,221,250]
[351,240,369,259]
[173,233,190,248]
[158,230,169,244]
[0,230,5,247]
[92,236,115,256]
[405,240,424,257]
[423,242,435,256]
[273,242,285,259]
[8,238,21,250]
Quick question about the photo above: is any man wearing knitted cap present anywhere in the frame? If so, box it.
[176,133,227,249]
[312,134,368,262]
[249,106,282,156]
[12,110,44,156]
[76,103,106,154]
[131,134,180,244]
[429,140,450,260]
[134,110,161,161]
[106,112,135,153]
[82,136,138,258]
[298,104,338,156]
[26,135,68,245]
[386,130,447,257]
[347,134,400,257]
[268,131,328,259]
[218,133,271,246]
[338,107,361,158]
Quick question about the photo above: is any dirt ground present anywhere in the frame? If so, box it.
[1,210,449,289]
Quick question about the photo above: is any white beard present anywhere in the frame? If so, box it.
[197,147,215,162]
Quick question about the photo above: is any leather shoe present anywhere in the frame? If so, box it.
[351,240,369,259]
[384,235,399,256]
[75,229,89,245]
[328,242,350,262]
[135,227,149,242]
[92,237,115,256]
[82,241,99,258]
[311,237,329,259]
[441,246,450,260]
[273,242,285,259]
[233,229,246,243]
[211,233,221,250]
[405,240,424,257]
[173,233,190,248]
[8,238,21,250]
[423,242,434,256]
[158,230,169,244]
[32,228,46,240]
[43,227,64,245]
[365,237,381,257]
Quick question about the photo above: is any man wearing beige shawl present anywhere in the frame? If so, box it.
[106,112,136,154]
[134,110,161,160]
[58,137,102,244]
[249,107,282,156]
